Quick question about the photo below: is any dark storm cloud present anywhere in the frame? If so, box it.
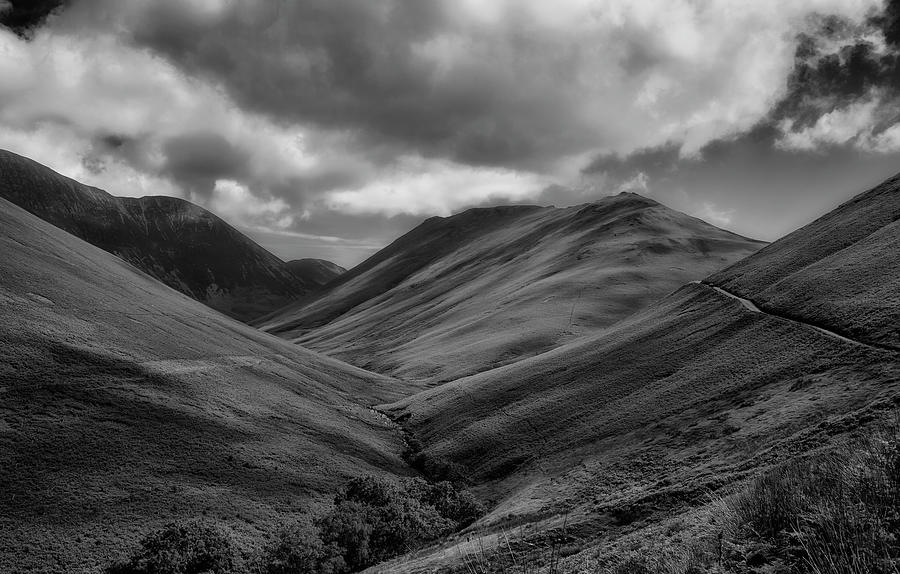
[0,0,68,37]
[583,142,683,178]
[127,1,480,155]
[584,0,900,191]
[52,0,603,172]
[161,132,250,198]
[773,8,900,130]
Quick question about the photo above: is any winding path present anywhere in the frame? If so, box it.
[691,280,890,351]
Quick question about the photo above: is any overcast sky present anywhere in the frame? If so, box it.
[2,0,900,267]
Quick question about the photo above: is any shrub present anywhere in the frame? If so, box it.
[106,520,240,574]
[255,522,344,574]
[108,476,485,574]
[318,477,457,570]
[403,478,484,528]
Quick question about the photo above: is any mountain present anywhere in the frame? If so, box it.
[0,197,417,573]
[258,194,766,382]
[0,149,315,322]
[708,173,900,349]
[286,258,347,287]
[378,176,900,572]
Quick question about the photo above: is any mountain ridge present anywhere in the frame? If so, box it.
[0,149,342,322]
[258,191,766,382]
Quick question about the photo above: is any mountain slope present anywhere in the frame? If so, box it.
[286,258,347,287]
[0,149,314,322]
[708,175,900,349]
[0,197,416,573]
[378,175,900,572]
[259,194,765,382]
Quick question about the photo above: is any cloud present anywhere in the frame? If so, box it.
[0,25,324,210]
[697,201,736,226]
[323,155,548,217]
[0,0,67,37]
[769,5,900,153]
[617,172,650,193]
[582,2,900,197]
[40,0,886,168]
[775,94,900,151]
[209,179,292,230]
[162,132,250,198]
[1,0,898,266]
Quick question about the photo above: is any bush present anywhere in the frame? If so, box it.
[106,520,240,574]
[255,522,344,574]
[106,477,484,574]
[318,476,457,570]
[255,475,484,574]
[402,477,484,527]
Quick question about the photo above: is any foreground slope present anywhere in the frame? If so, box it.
[0,197,414,573]
[260,194,764,382]
[380,176,900,572]
[0,149,329,321]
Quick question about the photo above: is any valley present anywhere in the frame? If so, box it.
[1,151,898,574]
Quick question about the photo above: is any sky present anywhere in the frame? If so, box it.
[1,0,900,268]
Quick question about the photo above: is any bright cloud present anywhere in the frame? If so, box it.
[324,156,548,217]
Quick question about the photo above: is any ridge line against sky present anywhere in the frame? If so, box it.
[1,0,900,267]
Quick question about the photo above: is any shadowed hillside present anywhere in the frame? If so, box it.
[0,197,417,573]
[286,258,347,287]
[378,174,900,573]
[259,194,765,382]
[0,149,338,322]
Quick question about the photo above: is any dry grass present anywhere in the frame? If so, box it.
[456,520,576,574]
[723,419,900,574]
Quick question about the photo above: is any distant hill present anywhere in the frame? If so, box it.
[286,258,347,287]
[379,175,900,572]
[0,149,327,322]
[258,193,766,382]
[0,196,416,573]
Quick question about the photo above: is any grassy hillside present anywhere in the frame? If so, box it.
[0,197,417,573]
[260,194,764,383]
[0,149,320,322]
[377,175,900,573]
[709,174,900,349]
